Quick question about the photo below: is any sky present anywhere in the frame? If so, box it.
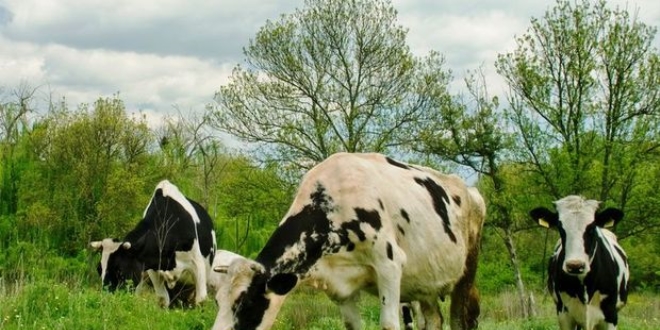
[1,0,659,129]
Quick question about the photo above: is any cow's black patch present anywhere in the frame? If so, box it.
[257,204,331,273]
[102,248,143,292]
[341,220,367,242]
[257,183,345,273]
[378,199,384,210]
[414,177,457,243]
[397,225,405,236]
[386,242,393,260]
[386,157,410,170]
[310,182,333,212]
[401,209,410,223]
[402,305,413,327]
[452,195,462,206]
[355,207,382,230]
[234,272,270,330]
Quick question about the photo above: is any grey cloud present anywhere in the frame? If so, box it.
[0,5,13,26]
[2,2,300,61]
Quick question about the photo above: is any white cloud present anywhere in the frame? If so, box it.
[0,0,659,129]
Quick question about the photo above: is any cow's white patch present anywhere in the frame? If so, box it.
[92,238,124,286]
[554,197,601,275]
[144,180,200,224]
[559,290,608,329]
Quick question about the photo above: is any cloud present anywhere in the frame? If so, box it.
[0,0,659,127]
[0,33,234,116]
[1,0,300,60]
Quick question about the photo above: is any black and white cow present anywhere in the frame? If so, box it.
[530,195,629,330]
[212,152,486,330]
[91,180,217,307]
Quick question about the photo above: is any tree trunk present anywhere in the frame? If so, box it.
[502,225,533,318]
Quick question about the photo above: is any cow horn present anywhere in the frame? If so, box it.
[121,242,132,249]
[90,241,103,250]
[250,263,264,274]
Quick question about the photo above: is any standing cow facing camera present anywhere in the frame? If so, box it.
[91,180,217,307]
[530,195,629,330]
[212,152,486,330]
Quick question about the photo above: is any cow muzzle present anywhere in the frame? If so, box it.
[563,260,587,275]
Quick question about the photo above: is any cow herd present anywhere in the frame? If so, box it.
[90,152,630,330]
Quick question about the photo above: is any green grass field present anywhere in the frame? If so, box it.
[1,279,658,330]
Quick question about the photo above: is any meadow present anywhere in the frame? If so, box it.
[1,276,658,330]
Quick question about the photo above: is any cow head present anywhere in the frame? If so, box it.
[90,238,142,291]
[530,195,623,277]
[211,257,297,330]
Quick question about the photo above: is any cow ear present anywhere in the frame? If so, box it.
[529,207,558,228]
[267,273,298,296]
[595,207,623,228]
[90,241,103,250]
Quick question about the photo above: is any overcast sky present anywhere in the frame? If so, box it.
[1,0,659,127]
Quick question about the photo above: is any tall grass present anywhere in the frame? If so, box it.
[1,275,659,329]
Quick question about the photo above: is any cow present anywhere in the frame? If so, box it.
[210,249,245,301]
[530,195,629,330]
[211,152,486,330]
[90,180,217,307]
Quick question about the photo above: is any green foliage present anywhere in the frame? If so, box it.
[211,0,452,169]
[496,0,660,205]
[9,96,156,254]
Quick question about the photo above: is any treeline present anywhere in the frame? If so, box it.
[1,0,660,319]
[0,92,294,283]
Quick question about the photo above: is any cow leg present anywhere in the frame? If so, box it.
[450,243,480,330]
[190,241,209,304]
[401,303,414,330]
[595,322,616,330]
[375,245,404,330]
[148,269,171,307]
[413,301,428,330]
[338,293,362,330]
[135,272,151,295]
[557,311,577,330]
[418,299,442,330]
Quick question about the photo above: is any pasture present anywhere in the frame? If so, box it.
[1,276,658,329]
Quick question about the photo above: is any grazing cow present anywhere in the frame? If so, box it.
[212,152,486,330]
[210,249,245,302]
[91,180,217,307]
[530,195,629,330]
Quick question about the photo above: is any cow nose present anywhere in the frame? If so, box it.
[565,260,586,274]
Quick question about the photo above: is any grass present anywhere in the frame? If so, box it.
[1,278,658,329]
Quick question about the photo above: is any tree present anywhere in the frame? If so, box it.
[0,83,37,215]
[210,0,452,168]
[157,108,228,207]
[496,0,660,236]
[417,69,543,318]
[18,96,154,253]
[493,0,660,292]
